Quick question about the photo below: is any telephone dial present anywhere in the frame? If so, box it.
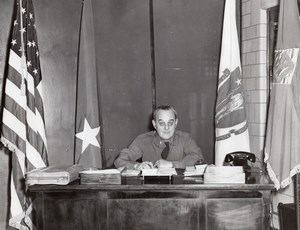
[224,151,256,170]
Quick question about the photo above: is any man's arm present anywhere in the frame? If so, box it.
[172,135,205,168]
[114,137,154,169]
[114,147,141,169]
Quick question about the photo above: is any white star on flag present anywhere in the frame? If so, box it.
[75,118,100,153]
[236,78,242,85]
[11,39,17,46]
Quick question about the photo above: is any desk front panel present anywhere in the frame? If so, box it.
[35,187,271,230]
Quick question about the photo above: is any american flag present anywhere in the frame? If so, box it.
[214,0,250,166]
[1,0,48,229]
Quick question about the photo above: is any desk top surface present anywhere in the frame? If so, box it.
[29,172,275,192]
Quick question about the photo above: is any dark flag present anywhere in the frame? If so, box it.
[215,0,250,165]
[74,0,105,169]
[264,0,300,190]
[1,0,48,229]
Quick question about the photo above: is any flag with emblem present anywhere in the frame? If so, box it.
[214,0,250,166]
[1,0,48,229]
[264,0,300,190]
[74,0,105,169]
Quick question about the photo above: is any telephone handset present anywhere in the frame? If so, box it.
[224,151,256,170]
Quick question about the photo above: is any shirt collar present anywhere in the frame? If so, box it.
[154,131,178,147]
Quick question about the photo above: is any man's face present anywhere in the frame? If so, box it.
[152,109,178,140]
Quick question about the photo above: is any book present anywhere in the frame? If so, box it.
[80,169,121,184]
[26,164,84,185]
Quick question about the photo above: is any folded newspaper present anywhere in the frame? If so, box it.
[26,164,85,185]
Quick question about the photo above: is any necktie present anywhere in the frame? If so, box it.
[161,142,170,160]
[136,157,143,163]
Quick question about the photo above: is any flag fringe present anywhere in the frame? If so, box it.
[265,161,281,190]
[1,137,26,160]
[1,136,19,154]
[281,164,300,188]
[265,150,300,190]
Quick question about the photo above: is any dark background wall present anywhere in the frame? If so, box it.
[154,0,224,163]
[92,0,225,166]
[93,0,153,166]
[0,0,227,226]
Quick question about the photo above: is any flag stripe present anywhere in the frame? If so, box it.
[1,124,26,154]
[6,60,22,88]
[3,108,26,140]
[10,171,24,217]
[26,90,36,113]
[34,86,46,123]
[9,50,35,96]
[3,93,26,124]
[5,79,27,110]
[35,108,47,148]
[26,142,47,168]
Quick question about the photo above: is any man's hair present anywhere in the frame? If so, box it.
[153,105,177,120]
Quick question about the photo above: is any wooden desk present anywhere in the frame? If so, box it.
[29,172,274,230]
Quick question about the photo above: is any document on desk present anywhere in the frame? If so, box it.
[203,166,245,184]
[80,169,121,184]
[184,164,208,176]
[142,168,177,176]
[121,168,141,176]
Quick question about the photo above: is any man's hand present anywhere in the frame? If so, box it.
[154,159,173,168]
[135,161,154,170]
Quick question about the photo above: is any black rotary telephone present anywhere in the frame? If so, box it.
[224,151,256,170]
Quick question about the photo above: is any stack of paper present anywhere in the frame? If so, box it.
[184,164,208,176]
[121,168,141,177]
[26,164,84,185]
[141,168,177,177]
[80,169,121,184]
[204,165,245,184]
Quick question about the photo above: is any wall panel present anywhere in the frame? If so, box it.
[153,0,225,163]
[35,0,82,165]
[93,0,153,166]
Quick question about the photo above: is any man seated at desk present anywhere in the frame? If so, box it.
[114,105,205,170]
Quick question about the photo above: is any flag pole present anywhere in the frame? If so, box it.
[73,0,85,165]
[95,52,107,169]
[149,0,156,112]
